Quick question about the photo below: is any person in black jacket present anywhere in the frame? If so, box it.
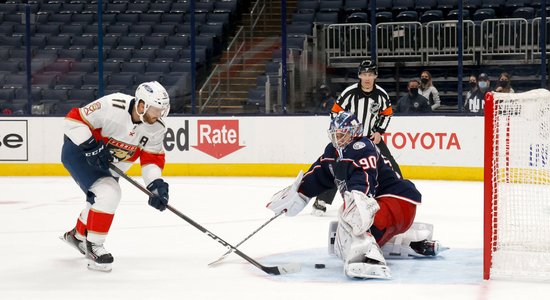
[395,79,431,113]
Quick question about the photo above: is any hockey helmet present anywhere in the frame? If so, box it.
[358,60,377,75]
[328,111,364,150]
[135,81,170,122]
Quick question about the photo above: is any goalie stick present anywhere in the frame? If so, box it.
[208,210,284,267]
[109,163,300,276]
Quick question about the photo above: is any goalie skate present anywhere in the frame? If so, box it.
[311,199,327,216]
[86,241,114,272]
[60,228,86,255]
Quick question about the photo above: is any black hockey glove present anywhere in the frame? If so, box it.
[147,179,169,211]
[79,137,110,171]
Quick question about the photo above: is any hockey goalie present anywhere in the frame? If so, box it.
[267,111,444,279]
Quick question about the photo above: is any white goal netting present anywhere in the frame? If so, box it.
[486,89,550,280]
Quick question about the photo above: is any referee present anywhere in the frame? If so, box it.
[311,60,403,215]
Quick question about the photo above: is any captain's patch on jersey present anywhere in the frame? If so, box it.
[107,138,138,162]
[353,141,366,150]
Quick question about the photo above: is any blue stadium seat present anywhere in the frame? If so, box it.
[131,49,156,62]
[102,62,121,74]
[346,12,368,23]
[61,24,84,36]
[473,8,496,21]
[69,61,95,74]
[60,3,85,14]
[315,12,339,25]
[149,2,172,13]
[396,10,419,22]
[49,13,73,25]
[108,74,135,90]
[512,6,535,19]
[420,10,444,23]
[127,2,150,14]
[161,13,185,24]
[165,36,189,49]
[415,0,438,12]
[139,13,162,25]
[33,73,58,89]
[376,11,393,23]
[116,13,140,25]
[70,36,95,49]
[56,73,84,89]
[107,49,133,62]
[293,12,315,23]
[58,49,83,62]
[69,89,95,103]
[156,49,182,62]
[120,62,147,74]
[344,0,368,14]
[42,89,69,102]
[142,36,166,50]
[146,62,171,74]
[118,36,143,50]
[45,35,71,49]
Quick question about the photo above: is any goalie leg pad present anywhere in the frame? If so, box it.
[372,196,417,246]
[328,221,338,255]
[334,218,391,279]
[341,190,380,236]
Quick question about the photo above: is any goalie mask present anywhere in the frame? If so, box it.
[135,81,170,123]
[328,112,364,150]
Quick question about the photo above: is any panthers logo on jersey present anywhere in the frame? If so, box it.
[107,138,138,162]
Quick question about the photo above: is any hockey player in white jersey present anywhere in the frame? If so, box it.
[60,81,171,272]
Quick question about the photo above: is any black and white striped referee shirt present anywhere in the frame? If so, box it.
[331,82,394,138]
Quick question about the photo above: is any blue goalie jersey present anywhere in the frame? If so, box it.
[298,137,421,205]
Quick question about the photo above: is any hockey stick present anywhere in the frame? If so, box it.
[208,210,284,267]
[109,163,300,275]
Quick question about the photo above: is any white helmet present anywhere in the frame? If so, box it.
[135,81,170,122]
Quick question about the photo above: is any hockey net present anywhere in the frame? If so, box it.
[484,89,550,280]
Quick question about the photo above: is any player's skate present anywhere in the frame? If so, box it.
[86,241,114,272]
[60,228,86,255]
[311,199,327,216]
[381,222,449,259]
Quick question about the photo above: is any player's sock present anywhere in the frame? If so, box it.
[86,241,114,272]
[311,199,327,216]
[61,228,86,255]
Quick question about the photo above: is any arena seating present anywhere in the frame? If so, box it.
[0,0,240,114]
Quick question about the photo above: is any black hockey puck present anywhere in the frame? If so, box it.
[314,263,325,269]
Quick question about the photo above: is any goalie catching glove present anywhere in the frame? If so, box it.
[147,179,169,211]
[267,171,310,217]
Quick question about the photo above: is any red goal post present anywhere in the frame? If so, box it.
[484,89,550,281]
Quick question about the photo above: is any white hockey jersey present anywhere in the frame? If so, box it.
[64,92,167,185]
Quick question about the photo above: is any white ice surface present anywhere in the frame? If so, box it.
[0,177,548,300]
